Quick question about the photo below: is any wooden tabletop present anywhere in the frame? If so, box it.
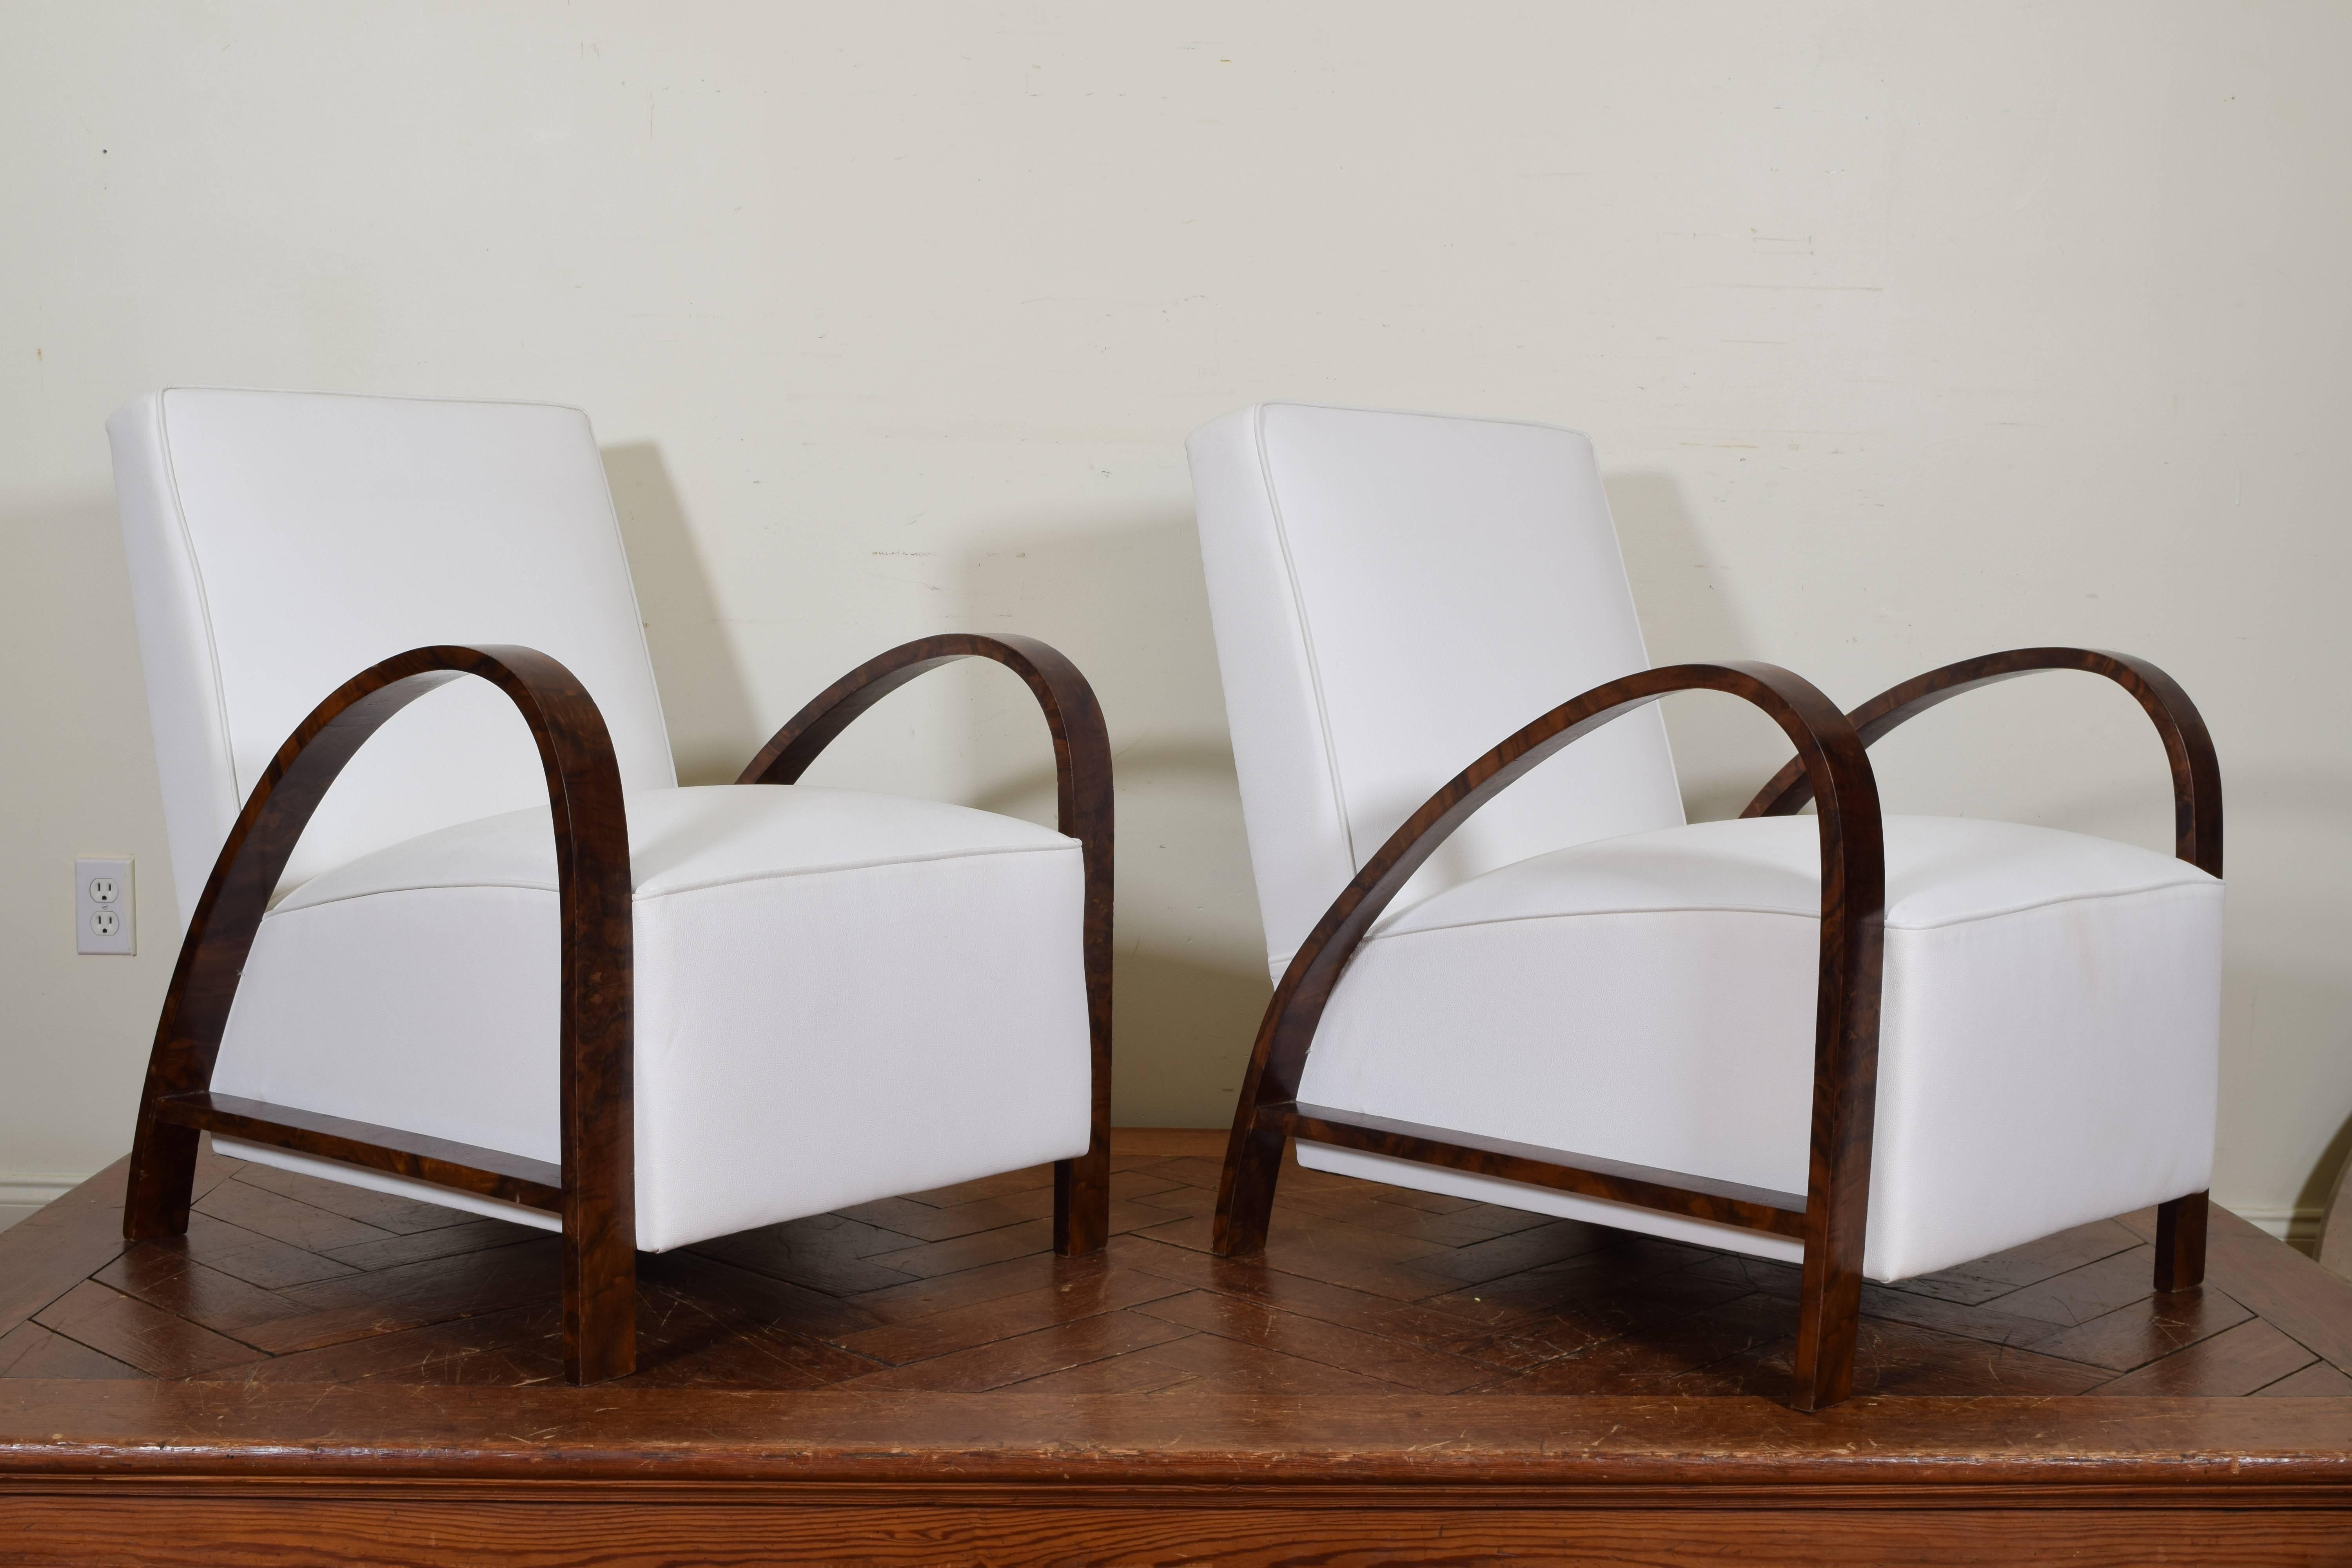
[6,1129,2351,1563]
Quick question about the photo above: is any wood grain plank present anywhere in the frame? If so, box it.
[1979,1246,2162,1328]
[190,1307,567,1388]
[835,1193,1047,1243]
[828,1309,1195,1393]
[2255,1359,2352,1396]
[1397,1215,1623,1286]
[0,1321,145,1380]
[1886,1222,2145,1307]
[230,1238,565,1355]
[1129,1210,1457,1301]
[2206,1203,2352,1376]
[688,1213,922,1296]
[633,1249,881,1342]
[1470,1292,1794,1395]
[2090,1319,2320,1397]
[2030,1284,2254,1372]
[1007,1327,1406,1395]
[1714,1253,2073,1350]
[1443,1265,1769,1373]
[898,1164,1055,1208]
[863,1217,1056,1279]
[30,1281,259,1377]
[1105,1234,1495,1356]
[847,1171,1186,1241]
[11,1497,2352,1568]
[1132,1289,1494,1392]
[8,1383,2352,1485]
[833,1256,1189,1366]
[177,1211,362,1290]
[89,1244,303,1337]
[1713,1315,2116,1399]
[617,1280,883,1392]
[0,1158,134,1340]
[320,1217,547,1272]
[192,1178,397,1253]
[842,1252,1078,1328]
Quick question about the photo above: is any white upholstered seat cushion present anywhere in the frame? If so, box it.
[211,785,1092,1252]
[1297,814,2222,1282]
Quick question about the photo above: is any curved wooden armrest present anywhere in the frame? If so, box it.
[124,644,634,1382]
[740,632,1114,1253]
[1737,647,2221,876]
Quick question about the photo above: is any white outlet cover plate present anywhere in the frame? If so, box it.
[76,856,134,956]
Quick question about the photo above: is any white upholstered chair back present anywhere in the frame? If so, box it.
[1189,403,1686,976]
[109,388,678,924]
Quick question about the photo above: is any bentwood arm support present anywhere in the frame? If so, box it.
[738,633,1115,1255]
[1739,648,2220,874]
[1740,645,2222,1294]
[122,645,636,1385]
[1213,662,1887,1411]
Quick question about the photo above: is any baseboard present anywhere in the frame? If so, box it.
[2221,1203,2325,1254]
[0,1172,91,1233]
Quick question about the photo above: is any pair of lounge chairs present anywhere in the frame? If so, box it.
[109,389,2221,1409]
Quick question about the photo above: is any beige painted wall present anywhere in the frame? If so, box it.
[3,2,2347,1238]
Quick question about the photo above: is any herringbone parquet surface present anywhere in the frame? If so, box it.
[7,1131,2350,1399]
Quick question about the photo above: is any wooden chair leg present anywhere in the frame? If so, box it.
[2155,1190,2209,1292]
[1213,1122,1285,1258]
[1789,1240,1863,1413]
[122,1112,200,1240]
[562,1209,637,1385]
[1054,1140,1111,1255]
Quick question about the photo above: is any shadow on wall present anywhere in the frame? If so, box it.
[958,512,1272,1131]
[602,443,760,785]
[593,444,1272,1130]
[1607,470,1795,820]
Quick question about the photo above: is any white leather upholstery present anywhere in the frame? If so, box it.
[109,389,676,923]
[1189,404,1684,977]
[214,786,1091,1252]
[1190,402,2225,1283]
[1300,815,2221,1281]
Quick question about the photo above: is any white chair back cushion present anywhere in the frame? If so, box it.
[1189,403,1685,974]
[109,388,677,924]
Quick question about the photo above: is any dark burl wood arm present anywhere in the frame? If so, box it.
[738,632,1115,1255]
[1740,647,2221,877]
[1212,661,1887,1410]
[123,644,636,1385]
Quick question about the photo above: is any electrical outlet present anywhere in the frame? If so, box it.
[76,857,134,956]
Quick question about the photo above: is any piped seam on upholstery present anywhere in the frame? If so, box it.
[268,838,1082,915]
[1254,405,1360,873]
[1368,904,1818,941]
[1365,874,2220,943]
[1885,875,2222,931]
[583,409,679,793]
[155,390,243,839]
